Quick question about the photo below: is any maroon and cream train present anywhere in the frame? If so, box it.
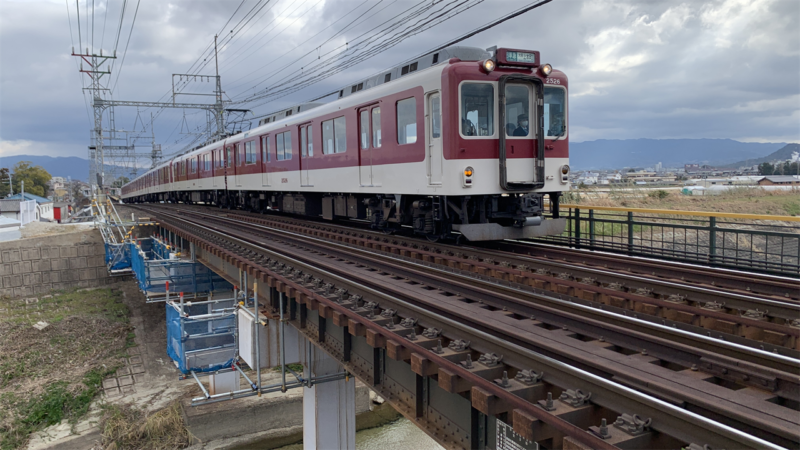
[122,46,570,241]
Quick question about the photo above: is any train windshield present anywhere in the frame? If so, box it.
[544,87,566,138]
[504,84,530,137]
[461,83,494,137]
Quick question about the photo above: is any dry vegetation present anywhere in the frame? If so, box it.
[567,187,800,216]
[0,288,131,449]
[99,401,193,450]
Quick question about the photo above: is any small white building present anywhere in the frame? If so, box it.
[5,193,54,221]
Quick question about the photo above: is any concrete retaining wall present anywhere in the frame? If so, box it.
[0,228,114,298]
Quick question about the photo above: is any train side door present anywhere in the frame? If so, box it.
[359,106,381,186]
[213,149,220,188]
[225,145,233,191]
[235,143,243,187]
[300,125,313,186]
[358,108,372,186]
[261,136,270,186]
[427,92,443,185]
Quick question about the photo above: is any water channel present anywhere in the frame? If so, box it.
[276,417,444,450]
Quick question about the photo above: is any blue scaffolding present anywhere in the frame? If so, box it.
[121,237,232,298]
[166,295,238,374]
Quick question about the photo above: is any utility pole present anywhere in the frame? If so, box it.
[72,47,116,192]
[214,35,225,140]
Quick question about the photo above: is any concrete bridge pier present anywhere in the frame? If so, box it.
[302,339,356,450]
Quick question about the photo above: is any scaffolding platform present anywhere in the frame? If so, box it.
[115,236,233,300]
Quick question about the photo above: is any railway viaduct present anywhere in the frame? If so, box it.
[105,202,799,450]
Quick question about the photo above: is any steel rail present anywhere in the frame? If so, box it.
[178,208,800,373]
[151,205,800,354]
[142,206,792,448]
[142,203,798,299]
[186,203,800,305]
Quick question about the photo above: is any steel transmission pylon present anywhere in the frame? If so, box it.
[72,47,116,191]
[73,34,233,195]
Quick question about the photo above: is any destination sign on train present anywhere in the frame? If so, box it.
[506,51,536,64]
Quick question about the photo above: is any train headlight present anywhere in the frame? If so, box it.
[463,166,474,187]
[480,59,496,73]
[560,164,570,184]
[541,63,553,76]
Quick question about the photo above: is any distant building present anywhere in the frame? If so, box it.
[757,175,800,186]
[5,193,54,221]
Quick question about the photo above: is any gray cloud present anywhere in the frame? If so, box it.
[1,0,798,161]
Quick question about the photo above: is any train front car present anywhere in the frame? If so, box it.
[387,47,569,241]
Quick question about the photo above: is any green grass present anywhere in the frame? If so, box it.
[0,287,131,449]
[1,367,115,450]
[272,363,304,373]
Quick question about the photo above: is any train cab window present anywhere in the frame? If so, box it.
[397,98,417,145]
[544,86,567,138]
[372,108,381,148]
[276,131,292,160]
[301,125,313,157]
[460,83,494,137]
[261,136,270,163]
[245,141,257,164]
[505,84,531,137]
[322,117,347,154]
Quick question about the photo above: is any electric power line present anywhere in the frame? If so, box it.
[111,0,141,94]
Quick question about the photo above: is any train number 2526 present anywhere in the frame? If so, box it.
[545,78,561,85]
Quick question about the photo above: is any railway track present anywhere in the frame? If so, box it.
[139,204,800,356]
[134,204,799,449]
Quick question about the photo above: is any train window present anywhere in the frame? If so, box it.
[307,126,313,156]
[300,125,314,158]
[191,158,197,174]
[237,143,245,166]
[334,117,346,153]
[277,131,292,160]
[372,108,381,148]
[227,147,233,168]
[322,117,347,154]
[261,136,270,163]
[360,111,369,149]
[204,154,211,171]
[431,95,441,139]
[505,84,531,137]
[245,141,257,165]
[397,98,417,145]
[544,86,567,138]
[460,83,494,137]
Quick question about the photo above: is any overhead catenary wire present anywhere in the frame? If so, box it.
[217,0,325,74]
[111,0,141,94]
[224,0,391,92]
[228,0,437,102]
[234,0,479,108]
[245,0,553,121]
[100,0,109,50]
[65,0,93,123]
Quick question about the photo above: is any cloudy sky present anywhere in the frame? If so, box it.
[0,0,798,160]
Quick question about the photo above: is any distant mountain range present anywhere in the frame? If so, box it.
[570,139,789,170]
[722,143,800,168]
[0,155,133,182]
[3,139,798,177]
